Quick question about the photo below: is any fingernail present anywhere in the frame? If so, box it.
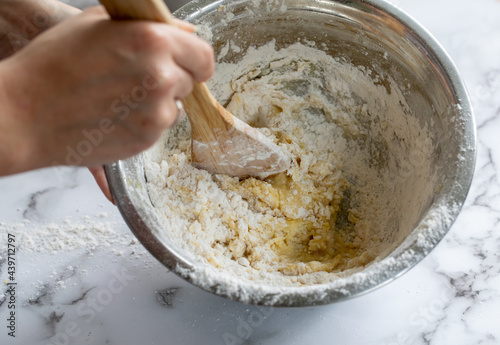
[173,99,185,126]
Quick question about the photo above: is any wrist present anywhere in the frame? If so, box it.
[0,61,48,176]
[0,0,80,58]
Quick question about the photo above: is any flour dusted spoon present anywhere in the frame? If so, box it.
[99,0,290,179]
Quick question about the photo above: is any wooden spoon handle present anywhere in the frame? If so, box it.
[100,0,176,24]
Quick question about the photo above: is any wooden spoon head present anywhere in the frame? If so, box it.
[191,113,290,179]
[183,83,290,179]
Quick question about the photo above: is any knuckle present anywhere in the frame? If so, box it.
[143,63,176,96]
[161,71,180,91]
[130,23,170,52]
[141,24,164,42]
[157,66,192,97]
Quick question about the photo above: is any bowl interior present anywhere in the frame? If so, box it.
[107,0,475,306]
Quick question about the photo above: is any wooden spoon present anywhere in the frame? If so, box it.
[99,0,290,179]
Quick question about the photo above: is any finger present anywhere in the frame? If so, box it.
[162,27,215,82]
[152,95,187,130]
[88,166,115,205]
[148,61,194,100]
[89,7,195,33]
[82,5,108,16]
[169,64,195,99]
[84,9,211,81]
[126,65,190,132]
[173,19,196,33]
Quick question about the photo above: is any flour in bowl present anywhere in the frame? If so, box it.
[145,41,436,286]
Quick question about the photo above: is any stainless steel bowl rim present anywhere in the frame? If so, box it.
[106,0,477,306]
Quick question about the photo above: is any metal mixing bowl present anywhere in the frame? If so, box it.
[106,0,476,306]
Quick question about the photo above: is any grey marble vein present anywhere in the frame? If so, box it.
[156,287,180,307]
[22,187,56,220]
[65,286,96,306]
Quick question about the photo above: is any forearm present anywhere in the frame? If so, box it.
[0,0,80,59]
[0,64,37,176]
[0,0,80,176]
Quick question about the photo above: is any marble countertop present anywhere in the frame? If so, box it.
[1,0,500,344]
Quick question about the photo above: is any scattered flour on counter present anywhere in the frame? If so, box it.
[145,40,437,287]
[0,217,142,255]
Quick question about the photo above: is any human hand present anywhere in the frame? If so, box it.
[89,165,114,204]
[0,6,214,179]
[87,14,199,204]
[85,13,198,204]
